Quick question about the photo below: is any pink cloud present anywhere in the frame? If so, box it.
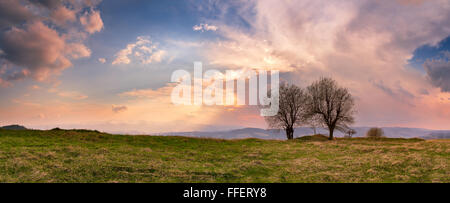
[50,6,77,26]
[80,9,104,34]
[119,84,175,99]
[1,21,71,81]
[57,90,88,100]
[0,0,103,83]
[195,0,450,129]
[98,58,106,63]
[0,0,33,28]
[65,43,92,59]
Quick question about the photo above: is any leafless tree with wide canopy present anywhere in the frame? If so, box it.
[265,83,308,140]
[306,77,356,140]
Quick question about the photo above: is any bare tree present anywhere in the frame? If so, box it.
[264,83,308,140]
[345,128,357,138]
[306,77,356,140]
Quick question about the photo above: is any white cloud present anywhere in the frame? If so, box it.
[98,58,106,63]
[142,50,166,64]
[193,23,218,32]
[112,43,136,65]
[112,36,167,65]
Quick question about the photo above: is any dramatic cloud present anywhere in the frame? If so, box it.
[193,23,218,32]
[0,0,103,84]
[1,1,450,132]
[1,22,72,81]
[424,59,450,92]
[0,0,33,29]
[112,36,167,65]
[80,9,104,34]
[194,0,450,128]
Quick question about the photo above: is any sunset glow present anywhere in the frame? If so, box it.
[1,0,450,133]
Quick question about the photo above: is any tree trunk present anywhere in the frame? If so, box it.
[286,127,294,140]
[290,128,294,140]
[328,127,334,140]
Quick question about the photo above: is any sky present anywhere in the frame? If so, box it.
[0,0,450,133]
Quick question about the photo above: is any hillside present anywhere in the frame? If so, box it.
[0,129,448,183]
[0,125,27,130]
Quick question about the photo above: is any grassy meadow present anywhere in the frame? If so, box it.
[0,129,448,183]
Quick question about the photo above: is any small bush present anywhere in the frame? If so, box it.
[366,128,384,138]
[344,129,357,138]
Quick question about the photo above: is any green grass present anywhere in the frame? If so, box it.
[0,129,448,183]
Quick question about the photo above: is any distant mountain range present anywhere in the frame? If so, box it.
[160,127,450,140]
[1,124,449,140]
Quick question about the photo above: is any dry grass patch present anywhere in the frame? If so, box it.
[0,129,448,183]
